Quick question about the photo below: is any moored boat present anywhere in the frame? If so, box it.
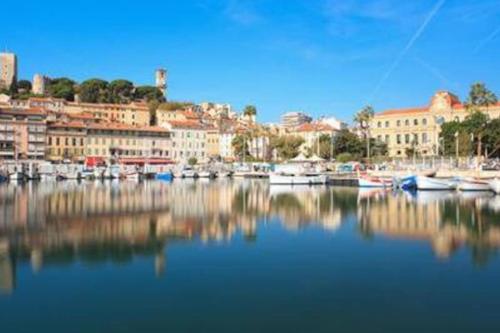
[489,178,500,194]
[155,171,173,181]
[198,170,216,179]
[269,173,328,185]
[415,176,456,190]
[358,175,392,188]
[457,178,491,191]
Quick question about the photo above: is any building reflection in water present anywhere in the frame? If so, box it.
[357,188,500,262]
[1,180,500,294]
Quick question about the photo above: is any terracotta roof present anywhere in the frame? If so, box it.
[48,121,87,129]
[88,122,169,133]
[295,122,335,132]
[0,107,47,116]
[67,112,96,120]
[167,120,204,130]
[377,107,429,116]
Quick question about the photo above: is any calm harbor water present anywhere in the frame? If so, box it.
[1,179,500,332]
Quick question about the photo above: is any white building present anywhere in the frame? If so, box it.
[319,116,347,131]
[281,111,312,129]
[219,131,236,160]
[161,120,207,163]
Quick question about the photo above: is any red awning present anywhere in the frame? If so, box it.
[118,157,175,165]
[85,156,106,167]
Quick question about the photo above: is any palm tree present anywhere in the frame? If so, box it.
[354,105,375,160]
[465,83,498,159]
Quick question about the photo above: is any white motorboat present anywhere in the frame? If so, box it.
[181,166,198,178]
[198,170,216,178]
[269,173,328,185]
[358,175,392,188]
[489,178,500,194]
[457,178,492,191]
[415,176,457,190]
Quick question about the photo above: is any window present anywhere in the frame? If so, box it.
[405,134,410,144]
[72,138,76,146]
[405,119,409,126]
[377,121,382,128]
[385,135,389,143]
[385,121,389,128]
[413,133,418,144]
[414,119,418,126]
[377,135,382,141]
[422,133,428,143]
[48,137,52,145]
[396,134,401,144]
[422,118,427,125]
[397,120,401,127]
[65,138,69,145]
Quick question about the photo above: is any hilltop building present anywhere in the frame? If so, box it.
[155,69,167,98]
[0,53,17,89]
[281,111,312,129]
[32,74,49,95]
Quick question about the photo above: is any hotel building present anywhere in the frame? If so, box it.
[281,111,312,129]
[370,91,500,157]
[46,121,87,162]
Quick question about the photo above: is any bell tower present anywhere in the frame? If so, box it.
[155,68,167,100]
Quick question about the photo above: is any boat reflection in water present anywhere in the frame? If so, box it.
[1,180,500,295]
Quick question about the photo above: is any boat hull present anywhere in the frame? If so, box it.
[155,172,173,181]
[269,174,327,185]
[358,176,392,188]
[458,179,491,191]
[489,179,500,194]
[416,176,456,190]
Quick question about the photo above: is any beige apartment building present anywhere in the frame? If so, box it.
[205,126,220,159]
[85,122,171,160]
[0,108,46,160]
[65,101,150,126]
[370,91,500,157]
[162,120,207,162]
[46,121,87,162]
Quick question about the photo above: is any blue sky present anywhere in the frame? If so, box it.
[3,0,499,123]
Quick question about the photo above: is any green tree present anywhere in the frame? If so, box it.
[17,80,32,93]
[463,110,489,159]
[158,101,193,111]
[188,157,198,166]
[269,135,304,160]
[465,82,498,109]
[134,86,165,103]
[79,79,109,103]
[148,100,160,126]
[464,83,497,159]
[332,129,364,158]
[232,134,250,160]
[484,118,500,158]
[312,134,334,160]
[47,77,76,101]
[108,79,134,103]
[354,105,375,159]
[243,105,257,116]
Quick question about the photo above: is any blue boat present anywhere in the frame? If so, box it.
[399,175,417,190]
[155,171,173,181]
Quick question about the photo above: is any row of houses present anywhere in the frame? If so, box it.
[0,95,346,164]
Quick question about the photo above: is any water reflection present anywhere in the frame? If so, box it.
[1,180,499,294]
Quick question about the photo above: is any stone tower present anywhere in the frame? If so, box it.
[0,52,17,89]
[32,74,48,95]
[155,68,167,99]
